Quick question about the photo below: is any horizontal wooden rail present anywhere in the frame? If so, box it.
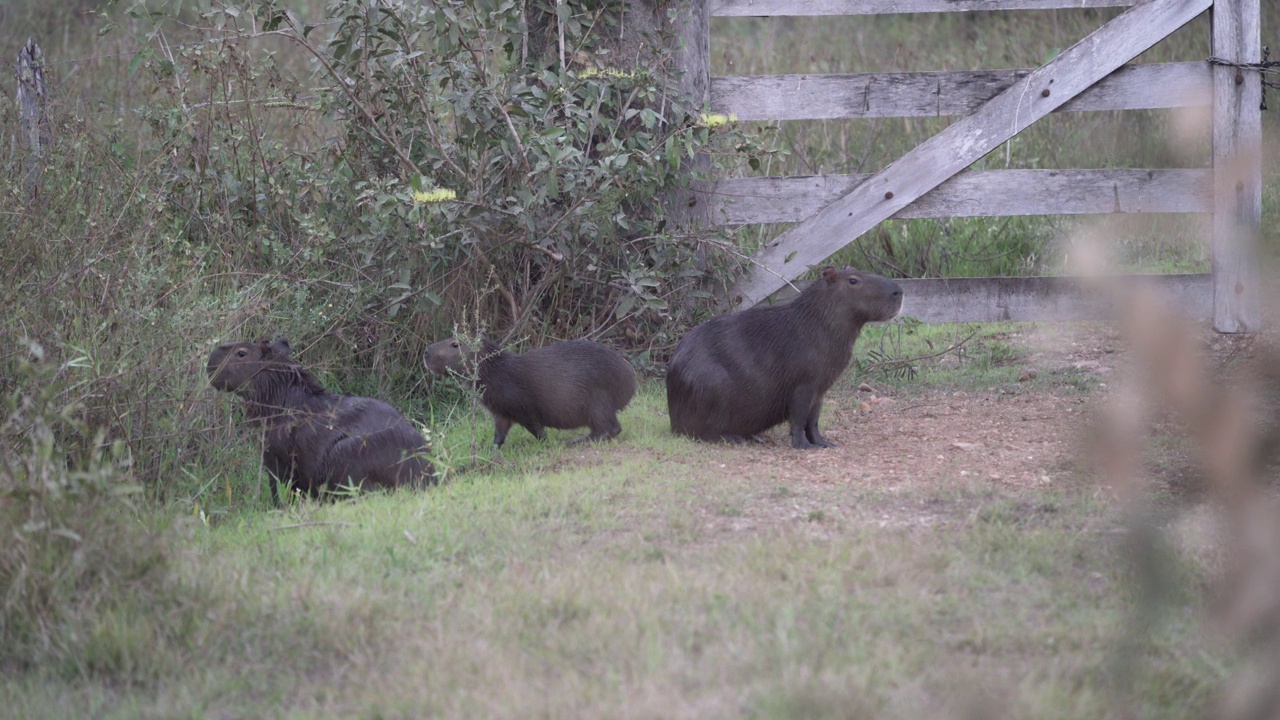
[711,62,1210,121]
[727,0,1211,307]
[708,168,1211,225]
[767,274,1212,323]
[711,0,1141,16]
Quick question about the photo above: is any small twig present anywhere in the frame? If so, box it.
[269,521,359,532]
[272,22,424,179]
[556,0,566,70]
[858,329,979,374]
[471,247,521,325]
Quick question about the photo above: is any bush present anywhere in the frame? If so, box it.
[104,0,762,347]
[0,343,175,678]
[0,0,764,501]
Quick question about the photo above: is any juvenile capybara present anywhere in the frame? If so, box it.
[666,266,902,449]
[423,336,636,447]
[207,337,435,501]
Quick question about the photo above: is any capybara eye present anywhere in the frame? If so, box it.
[236,349,248,358]
[451,341,459,349]
[847,277,860,286]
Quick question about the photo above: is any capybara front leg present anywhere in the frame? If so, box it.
[788,390,823,449]
[493,415,514,447]
[263,451,295,505]
[804,399,836,448]
[788,422,817,449]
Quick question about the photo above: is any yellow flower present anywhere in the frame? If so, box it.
[580,67,639,80]
[698,113,737,128]
[412,188,457,203]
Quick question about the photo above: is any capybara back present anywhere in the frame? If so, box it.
[425,336,636,447]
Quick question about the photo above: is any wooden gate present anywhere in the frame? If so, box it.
[678,0,1261,332]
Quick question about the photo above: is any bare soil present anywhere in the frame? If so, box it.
[572,321,1268,539]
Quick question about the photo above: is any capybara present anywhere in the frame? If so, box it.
[423,336,636,447]
[207,337,435,501]
[666,266,902,449]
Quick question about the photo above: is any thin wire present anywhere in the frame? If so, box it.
[1206,46,1280,110]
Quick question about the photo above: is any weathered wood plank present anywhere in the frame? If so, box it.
[709,168,1212,225]
[895,274,1211,323]
[16,37,49,199]
[1210,0,1262,332]
[711,62,1211,121]
[711,0,1140,16]
[728,0,1211,309]
[767,274,1212,324]
[675,0,711,109]
[669,0,714,234]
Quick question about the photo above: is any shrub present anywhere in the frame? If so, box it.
[0,343,175,678]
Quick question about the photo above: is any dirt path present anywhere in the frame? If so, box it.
[565,321,1265,538]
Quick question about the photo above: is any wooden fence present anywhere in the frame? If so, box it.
[680,0,1262,332]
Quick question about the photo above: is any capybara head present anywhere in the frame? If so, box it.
[423,337,463,376]
[807,266,903,325]
[424,336,488,377]
[207,337,295,395]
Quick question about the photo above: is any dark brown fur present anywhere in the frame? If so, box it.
[666,267,902,449]
[424,337,636,447]
[207,338,435,501]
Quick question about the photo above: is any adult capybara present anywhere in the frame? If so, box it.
[207,337,435,501]
[423,336,636,447]
[666,266,902,449]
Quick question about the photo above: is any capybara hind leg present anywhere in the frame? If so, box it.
[578,413,622,444]
[520,422,547,442]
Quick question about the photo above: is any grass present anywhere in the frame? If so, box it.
[1,350,1233,718]
[850,319,1109,396]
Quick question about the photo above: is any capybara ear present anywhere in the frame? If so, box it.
[265,337,292,358]
[821,266,839,283]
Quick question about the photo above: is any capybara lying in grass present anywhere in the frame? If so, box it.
[666,266,902,449]
[424,336,636,448]
[208,338,435,501]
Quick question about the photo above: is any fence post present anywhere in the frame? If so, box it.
[1210,0,1262,332]
[16,37,49,199]
[668,0,713,261]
